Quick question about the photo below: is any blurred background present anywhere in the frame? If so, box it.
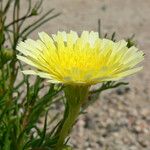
[20,0,150,150]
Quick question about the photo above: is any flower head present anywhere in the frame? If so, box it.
[17,31,144,85]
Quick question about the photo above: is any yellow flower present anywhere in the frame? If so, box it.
[17,31,144,85]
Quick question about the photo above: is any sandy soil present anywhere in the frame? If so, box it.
[20,0,150,149]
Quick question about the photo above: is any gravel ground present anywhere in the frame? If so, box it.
[70,88,150,150]
[20,0,150,149]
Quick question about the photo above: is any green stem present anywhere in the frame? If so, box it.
[55,102,80,150]
[55,85,89,150]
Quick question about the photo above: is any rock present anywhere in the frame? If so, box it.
[96,140,103,147]
[138,139,149,147]
[140,108,150,118]
[84,116,96,129]
[86,148,92,150]
[116,87,130,95]
[129,146,138,150]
